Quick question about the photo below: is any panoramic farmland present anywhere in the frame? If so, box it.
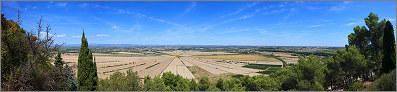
[2,1,396,91]
[62,49,284,79]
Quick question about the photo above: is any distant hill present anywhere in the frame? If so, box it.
[62,44,142,47]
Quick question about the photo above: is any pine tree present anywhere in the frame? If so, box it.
[77,30,98,91]
[54,51,64,67]
[381,21,396,74]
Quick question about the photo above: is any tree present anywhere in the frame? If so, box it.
[348,12,389,76]
[198,76,211,91]
[224,78,245,91]
[252,75,280,91]
[54,51,64,67]
[63,64,77,91]
[77,31,97,91]
[126,69,141,91]
[345,81,364,91]
[189,79,199,91]
[326,46,368,90]
[215,78,226,91]
[270,66,299,91]
[1,12,29,82]
[1,11,69,91]
[381,20,396,74]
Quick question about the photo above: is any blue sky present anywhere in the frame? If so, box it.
[1,1,396,46]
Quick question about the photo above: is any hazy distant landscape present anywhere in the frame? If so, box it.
[1,1,396,91]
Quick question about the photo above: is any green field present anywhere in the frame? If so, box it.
[242,64,282,70]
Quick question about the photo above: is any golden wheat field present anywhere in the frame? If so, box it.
[192,55,280,61]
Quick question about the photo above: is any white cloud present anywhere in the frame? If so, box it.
[72,35,82,38]
[112,25,120,31]
[39,32,54,37]
[343,1,352,4]
[32,6,37,9]
[306,6,322,10]
[329,6,346,12]
[309,24,324,28]
[345,22,358,26]
[181,1,197,15]
[263,8,288,15]
[221,2,258,17]
[56,2,68,7]
[56,34,67,37]
[96,34,110,37]
[79,3,89,8]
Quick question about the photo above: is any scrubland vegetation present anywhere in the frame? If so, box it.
[1,10,395,91]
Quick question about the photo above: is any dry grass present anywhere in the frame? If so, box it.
[192,55,280,61]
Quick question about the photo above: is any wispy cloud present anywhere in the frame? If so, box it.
[345,22,358,26]
[72,35,82,38]
[309,24,324,28]
[329,1,351,12]
[96,34,110,37]
[202,14,254,31]
[329,6,346,12]
[79,3,90,8]
[181,1,197,15]
[306,6,322,10]
[343,1,353,4]
[56,34,67,37]
[263,8,288,15]
[56,2,68,7]
[221,2,258,18]
[135,13,183,27]
[113,24,142,32]
[385,17,396,21]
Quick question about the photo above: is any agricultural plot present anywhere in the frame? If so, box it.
[259,51,299,64]
[242,64,283,74]
[160,57,195,79]
[62,53,175,79]
[180,57,263,76]
[159,50,236,56]
[192,54,280,61]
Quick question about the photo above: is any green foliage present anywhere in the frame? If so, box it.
[199,76,211,91]
[54,51,64,67]
[77,31,98,91]
[96,69,141,91]
[326,46,368,90]
[252,75,280,91]
[381,20,396,74]
[345,81,364,91]
[224,78,245,91]
[215,78,226,91]
[269,55,327,91]
[189,79,199,91]
[367,69,396,91]
[348,12,390,76]
[143,76,172,91]
[1,13,29,82]
[1,12,73,91]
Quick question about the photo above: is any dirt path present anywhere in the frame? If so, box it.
[161,57,196,79]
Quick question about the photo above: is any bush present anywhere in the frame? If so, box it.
[367,69,396,91]
[345,81,364,91]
